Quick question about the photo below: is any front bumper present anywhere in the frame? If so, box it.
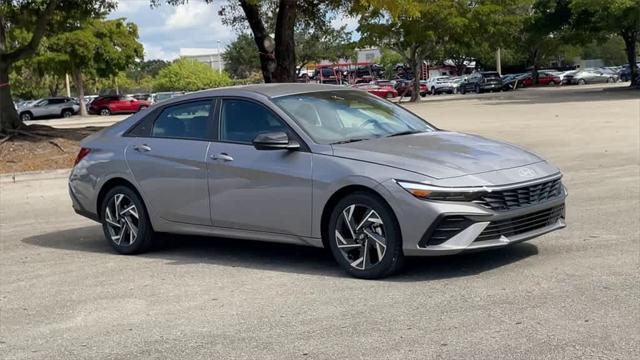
[379,171,567,256]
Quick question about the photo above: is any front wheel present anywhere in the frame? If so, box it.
[548,80,556,86]
[578,79,586,85]
[101,185,154,255]
[138,105,148,111]
[328,192,404,279]
[61,109,73,118]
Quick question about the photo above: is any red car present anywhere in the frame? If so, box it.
[89,95,152,116]
[354,84,398,99]
[518,72,561,87]
[394,79,428,97]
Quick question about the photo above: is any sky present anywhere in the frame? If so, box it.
[109,0,359,61]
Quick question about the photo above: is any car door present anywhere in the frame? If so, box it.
[207,98,313,237]
[125,99,215,225]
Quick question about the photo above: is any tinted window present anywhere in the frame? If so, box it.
[220,99,286,144]
[152,101,212,140]
[48,99,65,105]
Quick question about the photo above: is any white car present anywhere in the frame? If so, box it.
[17,97,80,121]
[425,76,455,95]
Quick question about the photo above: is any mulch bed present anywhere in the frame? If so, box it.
[0,125,102,174]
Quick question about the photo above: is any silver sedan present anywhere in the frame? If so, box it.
[69,84,567,279]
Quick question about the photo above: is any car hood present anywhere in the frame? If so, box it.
[331,131,544,179]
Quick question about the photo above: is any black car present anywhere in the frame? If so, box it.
[459,71,503,94]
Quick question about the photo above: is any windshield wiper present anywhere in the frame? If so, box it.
[330,138,370,145]
[386,130,423,138]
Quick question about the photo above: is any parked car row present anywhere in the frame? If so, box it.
[15,97,80,121]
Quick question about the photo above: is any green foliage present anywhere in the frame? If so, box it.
[581,37,628,65]
[296,24,355,71]
[46,18,144,78]
[377,49,403,79]
[223,33,261,79]
[153,59,233,91]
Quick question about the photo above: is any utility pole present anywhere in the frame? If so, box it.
[65,73,71,97]
[496,48,502,75]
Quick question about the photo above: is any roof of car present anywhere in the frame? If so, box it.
[192,83,352,98]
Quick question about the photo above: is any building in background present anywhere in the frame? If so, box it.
[179,48,226,71]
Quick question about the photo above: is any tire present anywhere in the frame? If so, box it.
[578,79,586,85]
[327,192,404,279]
[19,111,32,121]
[548,80,556,86]
[101,185,154,255]
[61,109,73,118]
[460,87,466,95]
[385,92,394,99]
[138,105,148,111]
[431,87,436,95]
[99,108,111,116]
[475,85,481,94]
[606,77,612,83]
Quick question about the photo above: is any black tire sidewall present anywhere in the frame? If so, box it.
[20,112,32,121]
[100,108,111,116]
[62,110,72,118]
[327,192,404,279]
[101,185,153,254]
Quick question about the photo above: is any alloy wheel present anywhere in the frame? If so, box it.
[104,193,139,246]
[335,204,387,270]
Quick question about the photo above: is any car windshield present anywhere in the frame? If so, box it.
[273,90,435,145]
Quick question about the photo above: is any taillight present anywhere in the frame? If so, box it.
[74,147,91,166]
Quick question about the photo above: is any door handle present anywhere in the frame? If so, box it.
[211,153,234,162]
[133,144,151,152]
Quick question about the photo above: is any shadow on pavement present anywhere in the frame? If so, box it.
[22,225,539,281]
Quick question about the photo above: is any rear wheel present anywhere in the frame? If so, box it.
[19,112,32,121]
[328,192,404,279]
[385,92,394,99]
[548,80,556,86]
[99,108,111,116]
[101,185,153,255]
[475,85,481,93]
[138,105,148,111]
[61,109,73,118]
[578,79,586,85]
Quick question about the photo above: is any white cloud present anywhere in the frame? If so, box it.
[116,0,150,14]
[165,1,225,31]
[331,15,360,32]
[143,42,178,61]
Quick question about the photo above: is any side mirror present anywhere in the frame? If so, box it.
[253,131,300,151]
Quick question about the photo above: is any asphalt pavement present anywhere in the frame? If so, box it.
[1,84,638,359]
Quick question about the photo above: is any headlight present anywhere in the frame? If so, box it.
[395,180,487,202]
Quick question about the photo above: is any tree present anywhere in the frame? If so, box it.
[0,0,116,133]
[295,24,355,74]
[359,1,457,101]
[377,48,404,79]
[570,0,640,85]
[160,0,359,83]
[153,58,233,92]
[223,33,261,79]
[44,18,143,116]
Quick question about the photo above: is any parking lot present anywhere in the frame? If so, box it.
[1,84,638,359]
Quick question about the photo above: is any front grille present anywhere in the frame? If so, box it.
[475,205,564,242]
[420,216,474,247]
[472,178,562,211]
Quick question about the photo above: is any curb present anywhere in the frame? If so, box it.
[0,168,71,184]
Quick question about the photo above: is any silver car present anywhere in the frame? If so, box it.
[565,69,617,85]
[69,84,567,279]
[18,97,80,121]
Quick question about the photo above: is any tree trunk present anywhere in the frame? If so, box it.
[621,30,638,86]
[0,61,22,133]
[72,67,87,117]
[272,0,297,82]
[240,0,275,83]
[411,60,421,102]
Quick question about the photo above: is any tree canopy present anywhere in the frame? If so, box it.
[153,58,233,92]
